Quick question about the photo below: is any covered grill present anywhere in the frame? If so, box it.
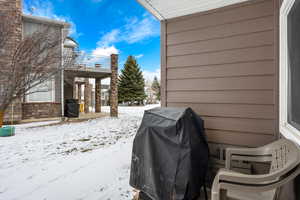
[130,107,209,200]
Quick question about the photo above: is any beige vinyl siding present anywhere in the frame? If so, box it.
[206,130,275,147]
[167,61,275,79]
[167,76,274,91]
[163,0,279,147]
[167,90,274,104]
[167,16,274,45]
[166,0,274,33]
[167,31,274,56]
[167,103,275,119]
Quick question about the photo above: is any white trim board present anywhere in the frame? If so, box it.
[136,0,250,20]
[279,0,300,145]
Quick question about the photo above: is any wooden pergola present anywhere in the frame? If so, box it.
[64,54,119,117]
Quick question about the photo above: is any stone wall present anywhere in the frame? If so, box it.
[95,78,101,113]
[22,103,61,120]
[84,79,92,113]
[0,0,23,122]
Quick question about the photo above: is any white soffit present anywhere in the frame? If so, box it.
[137,0,251,20]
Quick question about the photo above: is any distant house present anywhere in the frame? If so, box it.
[2,1,118,121]
[2,14,72,122]
[144,81,158,104]
[90,83,110,108]
[101,84,110,106]
[20,15,73,120]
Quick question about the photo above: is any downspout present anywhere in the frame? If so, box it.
[61,28,64,119]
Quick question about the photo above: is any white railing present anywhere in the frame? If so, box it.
[75,51,111,69]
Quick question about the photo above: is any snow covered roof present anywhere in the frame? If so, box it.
[23,14,70,28]
[65,66,111,79]
[64,37,78,48]
[136,0,250,20]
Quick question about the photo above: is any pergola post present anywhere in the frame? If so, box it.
[95,78,101,113]
[78,83,82,103]
[84,78,90,113]
[110,54,118,117]
[73,78,77,99]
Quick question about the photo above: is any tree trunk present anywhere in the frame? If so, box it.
[0,111,4,128]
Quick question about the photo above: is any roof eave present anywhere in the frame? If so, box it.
[136,0,164,20]
[22,14,71,28]
[135,0,251,20]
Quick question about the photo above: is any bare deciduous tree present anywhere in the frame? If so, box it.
[0,17,75,127]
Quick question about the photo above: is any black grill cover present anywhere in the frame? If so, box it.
[130,107,209,200]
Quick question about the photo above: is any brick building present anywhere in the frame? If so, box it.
[0,0,119,122]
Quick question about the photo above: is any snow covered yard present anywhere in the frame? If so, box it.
[0,104,159,200]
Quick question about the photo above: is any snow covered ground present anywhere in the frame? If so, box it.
[0,104,159,200]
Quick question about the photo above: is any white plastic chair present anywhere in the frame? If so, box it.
[211,139,300,200]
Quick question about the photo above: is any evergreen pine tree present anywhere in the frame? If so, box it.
[151,76,160,101]
[118,56,146,105]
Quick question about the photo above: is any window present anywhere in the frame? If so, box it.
[280,0,300,144]
[26,80,55,102]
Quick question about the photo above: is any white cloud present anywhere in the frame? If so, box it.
[95,13,159,47]
[92,46,119,57]
[124,15,160,44]
[86,13,159,66]
[135,54,144,59]
[23,0,82,39]
[97,29,120,47]
[23,1,57,19]
[68,21,83,39]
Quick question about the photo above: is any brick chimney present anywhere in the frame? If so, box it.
[0,0,23,81]
[0,0,23,83]
[110,54,118,117]
[0,0,23,59]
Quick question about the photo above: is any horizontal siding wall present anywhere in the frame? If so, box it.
[164,0,279,147]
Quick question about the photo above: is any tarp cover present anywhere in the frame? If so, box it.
[130,107,209,200]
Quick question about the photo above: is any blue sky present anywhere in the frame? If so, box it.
[23,0,161,82]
